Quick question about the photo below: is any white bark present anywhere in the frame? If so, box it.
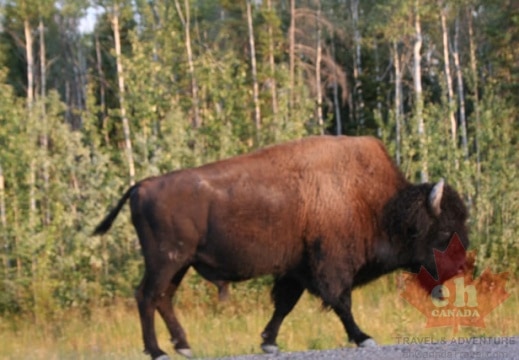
[467,5,481,186]
[24,17,37,226]
[0,164,5,230]
[0,163,6,270]
[351,0,364,127]
[453,15,468,159]
[393,41,402,166]
[246,0,261,138]
[39,17,50,225]
[439,2,457,145]
[24,18,34,108]
[95,32,109,144]
[374,40,382,137]
[111,4,135,185]
[315,0,324,133]
[289,0,295,113]
[331,36,342,135]
[413,1,428,183]
[266,0,279,123]
[175,0,200,128]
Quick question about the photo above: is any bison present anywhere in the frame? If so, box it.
[93,135,469,359]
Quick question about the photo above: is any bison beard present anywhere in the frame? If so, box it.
[93,135,469,359]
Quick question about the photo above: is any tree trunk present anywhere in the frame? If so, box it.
[24,18,34,107]
[289,0,295,115]
[374,40,382,137]
[413,1,428,183]
[246,0,261,141]
[439,2,456,146]
[331,35,342,135]
[351,0,364,128]
[39,18,46,105]
[266,0,279,124]
[24,16,37,227]
[148,0,161,62]
[73,37,87,129]
[29,160,36,228]
[111,4,135,185]
[39,17,50,226]
[392,41,402,166]
[315,0,324,134]
[0,163,6,269]
[0,164,5,233]
[467,4,481,189]
[95,31,109,144]
[175,0,201,128]
[453,14,468,159]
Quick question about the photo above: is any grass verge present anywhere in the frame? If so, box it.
[1,272,517,359]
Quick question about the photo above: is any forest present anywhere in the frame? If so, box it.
[0,0,517,329]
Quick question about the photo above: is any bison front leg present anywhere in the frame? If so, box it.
[260,277,305,353]
[332,288,376,348]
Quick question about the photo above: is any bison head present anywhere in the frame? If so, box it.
[384,179,469,287]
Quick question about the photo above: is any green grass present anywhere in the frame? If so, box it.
[1,273,517,359]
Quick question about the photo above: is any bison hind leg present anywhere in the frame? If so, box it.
[136,264,193,360]
[261,343,280,354]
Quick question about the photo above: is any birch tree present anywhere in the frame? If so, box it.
[175,0,201,128]
[17,0,38,224]
[314,0,324,133]
[110,2,135,185]
[466,3,481,187]
[24,18,34,107]
[38,16,50,225]
[413,0,427,183]
[265,0,279,123]
[95,31,109,144]
[392,41,403,166]
[290,2,346,134]
[289,0,295,115]
[0,163,7,272]
[350,0,364,128]
[452,13,468,159]
[331,34,342,135]
[439,1,456,146]
[246,0,261,139]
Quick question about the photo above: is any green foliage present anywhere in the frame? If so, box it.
[0,0,517,321]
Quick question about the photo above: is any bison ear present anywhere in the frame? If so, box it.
[428,179,445,217]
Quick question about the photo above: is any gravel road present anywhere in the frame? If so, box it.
[213,337,519,360]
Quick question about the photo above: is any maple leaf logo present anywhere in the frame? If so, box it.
[400,233,510,333]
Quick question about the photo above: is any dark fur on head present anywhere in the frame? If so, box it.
[382,181,469,281]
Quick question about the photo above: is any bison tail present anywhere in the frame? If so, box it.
[92,185,137,236]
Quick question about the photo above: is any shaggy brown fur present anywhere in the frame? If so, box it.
[93,135,469,359]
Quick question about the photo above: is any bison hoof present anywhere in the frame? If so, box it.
[359,338,377,348]
[175,348,193,358]
[154,355,171,360]
[261,344,279,354]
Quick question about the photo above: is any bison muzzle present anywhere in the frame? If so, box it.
[93,135,469,359]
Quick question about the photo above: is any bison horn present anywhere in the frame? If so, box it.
[428,178,445,216]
